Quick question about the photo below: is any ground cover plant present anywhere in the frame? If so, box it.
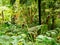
[0,0,60,45]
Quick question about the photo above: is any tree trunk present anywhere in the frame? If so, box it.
[38,0,41,25]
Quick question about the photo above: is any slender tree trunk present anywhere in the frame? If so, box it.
[2,11,4,22]
[38,0,41,25]
[37,0,41,35]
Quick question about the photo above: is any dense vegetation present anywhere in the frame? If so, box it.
[0,0,60,45]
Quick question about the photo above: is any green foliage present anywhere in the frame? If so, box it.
[0,0,60,45]
[20,0,27,4]
[35,35,58,45]
[55,19,60,28]
[10,0,16,6]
